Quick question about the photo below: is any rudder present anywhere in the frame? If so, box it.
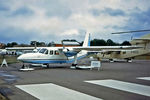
[83,33,90,47]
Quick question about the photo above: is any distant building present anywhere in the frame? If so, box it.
[54,43,80,47]
[54,40,81,47]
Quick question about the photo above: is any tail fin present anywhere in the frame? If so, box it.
[141,33,150,39]
[83,33,90,47]
[130,33,150,45]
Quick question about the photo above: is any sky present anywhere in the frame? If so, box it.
[0,0,150,44]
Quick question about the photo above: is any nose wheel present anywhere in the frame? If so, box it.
[46,64,49,68]
[22,63,25,69]
[20,63,34,71]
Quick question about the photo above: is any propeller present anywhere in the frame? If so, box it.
[61,40,80,57]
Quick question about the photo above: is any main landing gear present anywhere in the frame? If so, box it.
[126,59,132,63]
[70,55,78,69]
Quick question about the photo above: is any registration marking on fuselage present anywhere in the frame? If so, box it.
[85,79,150,97]
[16,83,102,100]
[137,77,150,81]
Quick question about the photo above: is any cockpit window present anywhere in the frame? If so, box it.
[39,48,48,54]
[45,50,48,54]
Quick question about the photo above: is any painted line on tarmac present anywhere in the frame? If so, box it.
[85,79,150,97]
[16,83,102,100]
[137,77,150,81]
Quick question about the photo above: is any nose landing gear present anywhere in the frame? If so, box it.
[19,63,34,71]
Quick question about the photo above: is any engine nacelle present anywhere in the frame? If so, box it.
[63,48,77,57]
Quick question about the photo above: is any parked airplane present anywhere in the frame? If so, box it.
[0,49,7,55]
[5,47,38,55]
[17,33,141,69]
[97,33,150,62]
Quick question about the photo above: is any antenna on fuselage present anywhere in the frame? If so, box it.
[31,41,37,49]
[61,40,65,49]
[34,41,37,49]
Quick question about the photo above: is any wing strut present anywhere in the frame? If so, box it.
[71,55,78,68]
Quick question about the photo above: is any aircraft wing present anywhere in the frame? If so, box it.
[72,46,142,52]
[132,38,150,41]
[6,47,35,50]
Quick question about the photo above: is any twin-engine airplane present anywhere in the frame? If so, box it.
[17,33,141,69]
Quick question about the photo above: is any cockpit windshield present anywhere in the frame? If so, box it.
[39,48,48,54]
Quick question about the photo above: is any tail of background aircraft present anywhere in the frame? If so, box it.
[83,33,90,47]
[130,33,150,49]
[141,33,150,39]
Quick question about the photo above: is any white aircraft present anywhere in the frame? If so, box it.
[17,33,141,69]
[0,49,7,55]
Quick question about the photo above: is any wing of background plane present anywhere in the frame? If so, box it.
[72,46,142,52]
[6,47,35,50]
[132,39,150,41]
[5,47,39,55]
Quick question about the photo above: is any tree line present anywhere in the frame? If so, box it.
[90,39,131,46]
[1,39,131,48]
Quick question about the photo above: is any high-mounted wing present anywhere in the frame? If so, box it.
[72,46,142,52]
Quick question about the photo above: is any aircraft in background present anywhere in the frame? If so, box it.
[97,32,150,62]
[5,47,39,55]
[17,33,141,69]
[0,49,7,55]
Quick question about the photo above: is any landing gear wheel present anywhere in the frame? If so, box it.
[46,64,49,68]
[127,59,132,62]
[109,59,114,62]
[20,63,34,71]
[70,64,78,69]
[22,64,25,69]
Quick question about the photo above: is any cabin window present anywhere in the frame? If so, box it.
[116,51,121,54]
[54,50,59,55]
[106,52,111,55]
[39,48,48,54]
[50,50,53,55]
[123,52,126,54]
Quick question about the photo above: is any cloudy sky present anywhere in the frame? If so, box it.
[0,0,150,44]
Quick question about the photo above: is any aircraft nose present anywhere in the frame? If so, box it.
[17,53,40,61]
[17,53,30,61]
[17,54,24,61]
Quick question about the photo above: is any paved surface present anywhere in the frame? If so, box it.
[0,59,150,100]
